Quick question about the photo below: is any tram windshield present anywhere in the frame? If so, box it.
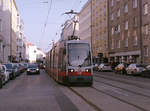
[68,43,91,67]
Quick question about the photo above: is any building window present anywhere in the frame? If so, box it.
[144,24,149,35]
[133,17,138,27]
[133,36,138,46]
[118,24,120,32]
[112,27,114,35]
[144,46,149,56]
[117,9,120,17]
[125,38,128,47]
[133,0,137,8]
[124,4,128,13]
[0,19,2,32]
[111,0,114,7]
[117,40,121,48]
[144,4,148,15]
[112,39,114,49]
[111,13,114,20]
[115,24,120,33]
[125,21,128,30]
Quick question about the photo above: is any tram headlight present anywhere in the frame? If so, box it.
[68,69,75,72]
[85,69,91,72]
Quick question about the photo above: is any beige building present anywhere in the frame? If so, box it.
[0,0,12,63]
[142,0,150,64]
[91,0,108,63]
[108,0,142,63]
[78,0,91,44]
[10,0,19,61]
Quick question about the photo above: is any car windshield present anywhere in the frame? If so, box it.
[136,64,145,67]
[28,64,38,68]
[68,43,91,67]
[14,64,18,68]
[4,64,12,69]
[104,63,109,66]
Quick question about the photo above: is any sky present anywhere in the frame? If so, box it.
[15,0,88,52]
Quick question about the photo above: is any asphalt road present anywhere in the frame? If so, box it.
[1,70,150,111]
[0,70,79,111]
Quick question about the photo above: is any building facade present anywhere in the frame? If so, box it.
[26,43,45,63]
[16,15,24,62]
[78,0,91,43]
[0,0,12,63]
[91,0,108,63]
[108,0,142,64]
[142,0,150,64]
[10,0,19,62]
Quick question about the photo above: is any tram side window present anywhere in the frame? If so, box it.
[62,48,66,70]
[58,48,62,70]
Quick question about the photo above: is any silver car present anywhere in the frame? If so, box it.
[126,64,145,75]
[98,63,112,72]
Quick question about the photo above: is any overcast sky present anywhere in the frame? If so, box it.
[15,0,88,52]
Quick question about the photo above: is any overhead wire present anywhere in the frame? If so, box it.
[41,0,53,51]
[42,0,53,38]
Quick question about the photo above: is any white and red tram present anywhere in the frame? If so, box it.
[46,40,93,85]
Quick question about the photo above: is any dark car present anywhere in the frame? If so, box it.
[27,64,40,75]
[142,65,150,77]
[18,63,25,73]
[13,63,20,76]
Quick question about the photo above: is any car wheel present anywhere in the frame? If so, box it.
[88,82,93,86]
[120,70,123,74]
[126,71,129,75]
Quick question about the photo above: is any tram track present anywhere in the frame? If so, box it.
[95,72,150,83]
[94,79,150,98]
[68,87,103,111]
[68,85,148,111]
[90,86,148,111]
[94,74,150,91]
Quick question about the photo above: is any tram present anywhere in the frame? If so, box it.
[46,39,93,86]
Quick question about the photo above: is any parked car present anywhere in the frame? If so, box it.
[13,63,20,76]
[18,63,25,73]
[24,63,28,70]
[1,65,10,83]
[126,64,145,75]
[0,64,4,88]
[98,63,112,72]
[27,64,40,75]
[93,64,99,71]
[115,63,129,74]
[4,63,16,80]
[141,65,150,77]
[39,63,45,69]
